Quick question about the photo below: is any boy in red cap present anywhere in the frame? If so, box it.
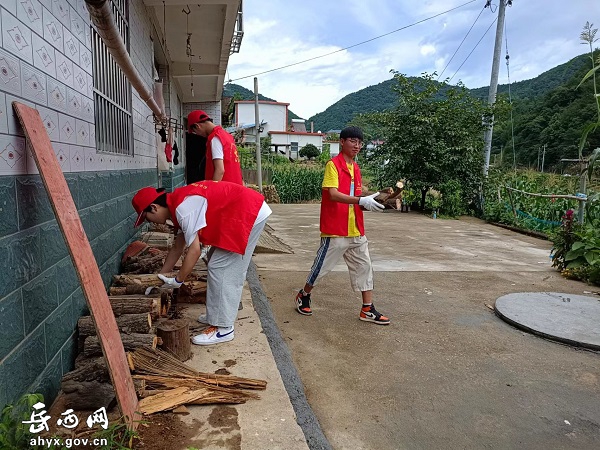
[187,110,243,185]
[132,181,271,345]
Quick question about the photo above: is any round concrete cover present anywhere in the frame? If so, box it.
[495,292,600,350]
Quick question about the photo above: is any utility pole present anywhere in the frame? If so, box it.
[254,77,263,193]
[482,0,508,175]
[541,144,546,173]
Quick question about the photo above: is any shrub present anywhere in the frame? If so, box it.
[299,144,319,159]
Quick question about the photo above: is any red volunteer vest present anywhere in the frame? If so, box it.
[205,126,243,185]
[320,153,365,236]
[167,181,264,254]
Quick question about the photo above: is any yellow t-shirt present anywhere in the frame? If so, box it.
[321,160,360,237]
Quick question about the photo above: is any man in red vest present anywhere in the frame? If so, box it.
[295,126,390,324]
[132,181,271,345]
[187,110,243,185]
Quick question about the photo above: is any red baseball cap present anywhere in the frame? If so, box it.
[187,110,212,132]
[132,187,162,227]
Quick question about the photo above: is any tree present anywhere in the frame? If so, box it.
[363,72,499,212]
[300,143,320,159]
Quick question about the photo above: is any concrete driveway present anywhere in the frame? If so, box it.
[253,204,600,450]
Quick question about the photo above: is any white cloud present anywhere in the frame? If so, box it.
[228,0,597,118]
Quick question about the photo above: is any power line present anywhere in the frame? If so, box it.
[228,0,479,83]
[437,6,486,80]
[448,16,498,83]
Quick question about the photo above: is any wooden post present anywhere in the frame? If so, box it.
[156,319,191,361]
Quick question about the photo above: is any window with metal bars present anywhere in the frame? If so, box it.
[91,0,133,155]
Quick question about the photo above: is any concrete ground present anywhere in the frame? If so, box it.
[253,204,600,450]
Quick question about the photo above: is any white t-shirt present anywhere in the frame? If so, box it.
[176,196,272,248]
[210,135,224,160]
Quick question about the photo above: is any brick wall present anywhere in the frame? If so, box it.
[0,0,158,409]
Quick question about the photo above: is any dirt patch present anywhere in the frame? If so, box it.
[207,406,240,432]
[223,359,237,367]
[215,368,231,375]
[136,413,204,450]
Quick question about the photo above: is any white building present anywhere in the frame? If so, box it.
[234,100,289,143]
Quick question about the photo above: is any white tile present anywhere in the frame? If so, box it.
[86,72,93,98]
[62,26,79,64]
[65,0,77,11]
[75,118,88,146]
[42,6,63,51]
[0,48,21,97]
[83,18,90,49]
[2,0,18,16]
[78,42,91,74]
[58,112,76,143]
[69,143,84,171]
[32,33,56,78]
[0,133,26,175]
[17,0,44,37]
[51,0,69,28]
[38,0,52,12]
[88,120,95,144]
[20,62,47,106]
[46,77,67,113]
[72,62,86,93]
[66,87,81,117]
[76,0,88,24]
[53,140,70,171]
[69,9,84,43]
[35,104,59,141]
[6,94,35,136]
[25,142,39,174]
[83,145,96,171]
[1,9,33,64]
[54,50,73,87]
[0,92,8,134]
[80,95,93,122]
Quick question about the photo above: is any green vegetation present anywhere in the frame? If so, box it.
[359,72,499,216]
[299,143,319,159]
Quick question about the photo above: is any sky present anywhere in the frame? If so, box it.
[226,0,598,120]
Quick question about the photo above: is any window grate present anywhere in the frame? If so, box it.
[92,0,133,156]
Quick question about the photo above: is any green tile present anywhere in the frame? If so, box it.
[22,268,58,335]
[71,288,89,317]
[110,171,129,199]
[0,176,18,238]
[16,176,53,230]
[0,363,7,410]
[2,325,46,402]
[40,221,68,271]
[56,257,80,302]
[79,172,110,209]
[0,290,25,361]
[60,334,78,375]
[44,298,76,362]
[30,352,62,408]
[96,172,112,204]
[0,228,41,298]
[64,173,79,209]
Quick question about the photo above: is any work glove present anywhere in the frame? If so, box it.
[157,273,183,289]
[358,193,385,212]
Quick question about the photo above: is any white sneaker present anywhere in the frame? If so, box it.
[197,314,208,324]
[191,326,234,346]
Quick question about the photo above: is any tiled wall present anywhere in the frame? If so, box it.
[0,0,160,410]
[183,101,221,126]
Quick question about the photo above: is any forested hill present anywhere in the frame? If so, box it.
[307,52,590,132]
[222,83,301,122]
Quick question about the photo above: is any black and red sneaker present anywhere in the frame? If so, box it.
[359,303,390,325]
[295,290,312,315]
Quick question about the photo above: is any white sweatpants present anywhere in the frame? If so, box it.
[305,236,374,292]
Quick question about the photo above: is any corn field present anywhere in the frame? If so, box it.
[272,165,324,203]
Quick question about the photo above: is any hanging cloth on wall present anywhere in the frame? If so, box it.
[173,141,179,165]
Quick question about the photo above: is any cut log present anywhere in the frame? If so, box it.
[84,333,161,358]
[121,253,166,275]
[112,274,165,288]
[65,357,110,382]
[156,319,191,361]
[109,285,148,295]
[108,296,161,318]
[62,380,115,410]
[78,313,152,338]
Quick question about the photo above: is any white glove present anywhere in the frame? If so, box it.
[157,273,183,289]
[358,193,384,212]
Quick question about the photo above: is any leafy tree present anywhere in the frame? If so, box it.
[260,135,272,154]
[300,143,319,159]
[363,72,499,212]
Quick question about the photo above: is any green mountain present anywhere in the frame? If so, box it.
[222,83,301,122]
[307,53,591,132]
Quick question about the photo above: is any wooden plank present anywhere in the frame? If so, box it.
[12,102,140,428]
